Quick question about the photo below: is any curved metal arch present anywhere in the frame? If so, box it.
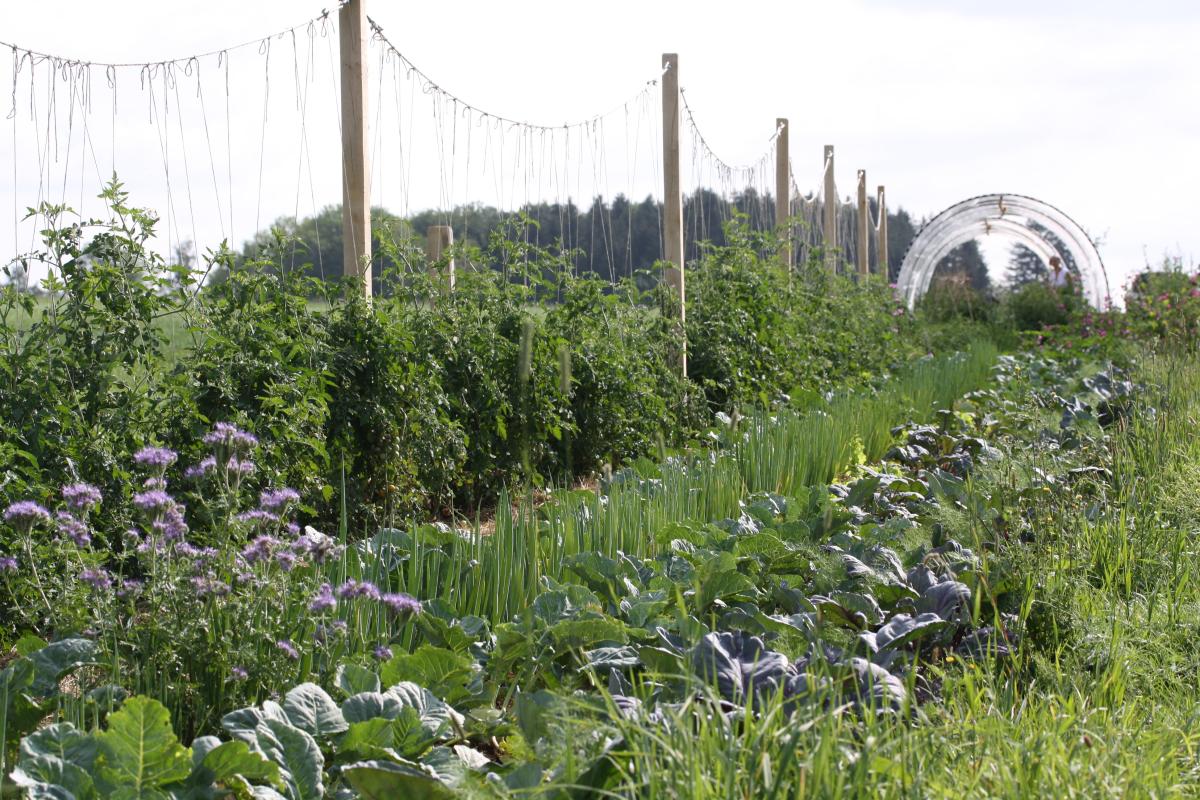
[896,194,1109,309]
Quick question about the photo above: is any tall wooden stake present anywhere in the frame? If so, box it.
[856,170,869,276]
[340,0,371,298]
[426,225,455,292]
[662,53,685,376]
[877,185,889,279]
[775,118,791,269]
[822,145,837,272]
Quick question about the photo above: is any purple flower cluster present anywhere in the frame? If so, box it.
[231,666,249,681]
[117,579,144,599]
[373,645,394,661]
[314,620,348,643]
[380,592,422,617]
[259,488,300,512]
[56,512,92,547]
[241,535,280,565]
[291,528,343,565]
[190,574,232,598]
[203,422,258,451]
[237,509,280,529]
[4,501,51,530]
[61,483,102,511]
[309,582,337,613]
[337,578,381,601]
[184,456,217,480]
[133,490,174,514]
[0,555,17,573]
[329,579,422,619]
[80,568,113,591]
[226,457,256,476]
[133,446,178,471]
[276,639,300,660]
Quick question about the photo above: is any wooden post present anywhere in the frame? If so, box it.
[425,225,455,291]
[876,185,889,279]
[775,118,791,269]
[661,53,685,376]
[339,0,371,298]
[856,170,869,276]
[822,145,837,272]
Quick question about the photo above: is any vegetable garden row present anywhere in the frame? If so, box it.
[4,190,1200,797]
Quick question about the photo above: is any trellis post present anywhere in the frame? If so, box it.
[822,145,837,272]
[856,170,869,276]
[339,0,371,298]
[775,118,791,269]
[426,225,455,292]
[662,53,686,376]
[877,185,889,278]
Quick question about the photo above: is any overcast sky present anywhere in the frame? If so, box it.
[4,0,1198,296]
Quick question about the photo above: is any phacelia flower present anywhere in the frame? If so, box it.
[61,483,102,511]
[237,509,279,529]
[259,488,300,512]
[309,583,337,613]
[190,575,231,598]
[231,666,249,681]
[133,446,178,470]
[226,457,256,476]
[0,555,17,573]
[117,579,144,599]
[133,490,175,514]
[241,535,280,565]
[204,422,258,451]
[4,501,51,530]
[380,592,422,617]
[337,578,381,601]
[56,512,92,547]
[373,645,394,661]
[292,528,343,564]
[184,456,217,480]
[80,568,113,591]
[276,639,300,660]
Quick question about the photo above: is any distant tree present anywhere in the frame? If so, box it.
[935,240,991,292]
[1006,243,1049,287]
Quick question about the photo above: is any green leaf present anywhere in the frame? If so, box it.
[29,638,96,695]
[341,692,404,724]
[20,723,98,770]
[380,647,485,707]
[339,718,402,760]
[202,740,281,786]
[334,664,381,697]
[342,760,454,800]
[10,754,96,800]
[221,701,290,743]
[14,634,49,656]
[253,719,324,800]
[547,617,629,650]
[94,696,192,799]
[384,682,464,737]
[583,646,640,673]
[282,683,347,739]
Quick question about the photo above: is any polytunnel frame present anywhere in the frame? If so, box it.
[896,194,1110,309]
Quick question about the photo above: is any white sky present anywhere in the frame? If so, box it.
[4,0,1198,296]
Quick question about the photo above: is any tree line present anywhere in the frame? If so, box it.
[230,190,922,289]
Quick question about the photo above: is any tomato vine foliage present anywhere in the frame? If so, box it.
[2,187,917,529]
